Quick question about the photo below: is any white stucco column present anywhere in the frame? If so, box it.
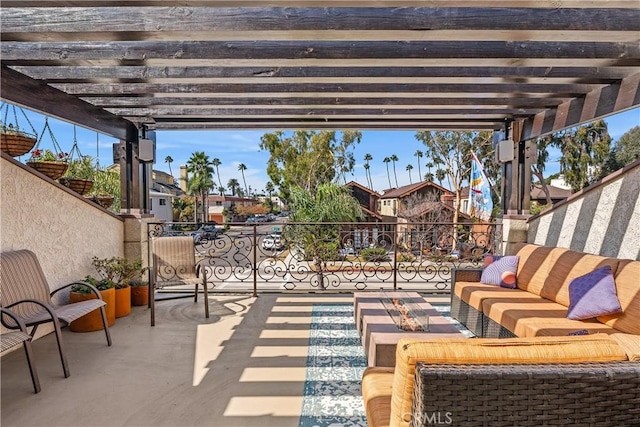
[499,215,529,255]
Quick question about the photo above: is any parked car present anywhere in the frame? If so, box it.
[190,225,221,244]
[246,216,257,224]
[262,233,284,251]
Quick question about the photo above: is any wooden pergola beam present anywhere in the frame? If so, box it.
[0,66,138,140]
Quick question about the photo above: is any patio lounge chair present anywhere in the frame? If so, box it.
[1,307,40,393]
[150,236,210,326]
[0,249,112,378]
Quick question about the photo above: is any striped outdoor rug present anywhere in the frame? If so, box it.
[298,303,473,427]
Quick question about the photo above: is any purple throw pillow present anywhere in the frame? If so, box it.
[566,265,622,320]
[480,255,519,289]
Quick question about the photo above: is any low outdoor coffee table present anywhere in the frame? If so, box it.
[354,291,466,367]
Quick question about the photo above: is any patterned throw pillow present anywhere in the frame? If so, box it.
[480,255,519,288]
[567,265,622,320]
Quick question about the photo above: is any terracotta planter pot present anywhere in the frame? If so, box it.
[69,287,116,332]
[131,285,149,306]
[115,286,131,318]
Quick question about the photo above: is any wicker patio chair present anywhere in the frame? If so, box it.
[0,249,112,378]
[1,307,40,393]
[150,236,210,326]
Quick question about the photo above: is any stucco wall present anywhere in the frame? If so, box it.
[1,155,125,290]
[527,160,640,260]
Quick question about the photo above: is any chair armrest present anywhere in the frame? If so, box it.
[4,299,61,326]
[0,307,29,333]
[52,281,104,300]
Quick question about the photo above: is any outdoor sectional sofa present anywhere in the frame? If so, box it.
[361,243,640,426]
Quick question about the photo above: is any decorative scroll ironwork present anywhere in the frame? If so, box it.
[147,221,502,293]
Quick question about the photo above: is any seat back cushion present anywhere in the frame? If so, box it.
[152,236,197,282]
[0,250,52,321]
[598,260,640,334]
[513,244,556,295]
[539,247,620,307]
[389,335,627,427]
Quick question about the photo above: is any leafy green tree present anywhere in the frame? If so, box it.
[186,152,214,222]
[559,119,612,191]
[415,130,494,246]
[287,183,363,289]
[599,125,640,178]
[237,163,248,196]
[260,130,361,200]
[390,154,399,187]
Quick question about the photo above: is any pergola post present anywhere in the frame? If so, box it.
[499,120,534,254]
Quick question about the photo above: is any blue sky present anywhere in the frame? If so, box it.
[10,106,639,195]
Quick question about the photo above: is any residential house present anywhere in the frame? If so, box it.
[207,194,258,223]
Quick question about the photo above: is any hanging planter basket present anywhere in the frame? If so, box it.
[1,130,37,157]
[89,194,115,208]
[0,103,38,157]
[27,160,69,180]
[59,177,94,195]
[26,117,70,180]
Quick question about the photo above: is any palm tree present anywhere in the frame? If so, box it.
[238,163,248,195]
[265,181,275,197]
[217,185,225,196]
[425,161,434,177]
[383,157,392,188]
[390,154,399,187]
[164,155,174,178]
[414,150,423,179]
[363,163,371,189]
[406,164,414,184]
[424,172,434,182]
[186,152,214,223]
[364,153,373,189]
[227,178,240,196]
[212,158,223,192]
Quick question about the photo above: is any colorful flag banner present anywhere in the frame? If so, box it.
[467,152,493,221]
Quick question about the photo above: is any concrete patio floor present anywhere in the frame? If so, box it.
[1,294,336,426]
[2,292,450,427]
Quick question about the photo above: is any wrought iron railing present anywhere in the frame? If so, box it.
[147,220,502,294]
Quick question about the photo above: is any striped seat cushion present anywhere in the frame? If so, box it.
[0,331,31,352]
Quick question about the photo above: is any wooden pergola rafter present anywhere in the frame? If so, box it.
[1,1,638,214]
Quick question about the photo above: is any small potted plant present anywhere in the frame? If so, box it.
[69,276,116,332]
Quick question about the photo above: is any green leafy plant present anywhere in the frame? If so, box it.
[63,155,96,180]
[71,275,116,294]
[361,247,389,262]
[91,256,146,289]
